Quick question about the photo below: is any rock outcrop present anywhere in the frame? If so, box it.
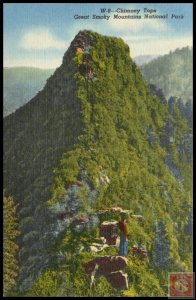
[85,255,128,274]
[85,256,128,290]
[84,206,132,290]
[146,124,158,147]
[100,221,119,246]
[106,270,128,290]
[98,207,131,223]
[165,154,183,182]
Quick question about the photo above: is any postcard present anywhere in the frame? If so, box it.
[3,3,193,297]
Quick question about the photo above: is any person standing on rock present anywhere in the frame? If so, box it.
[118,213,129,256]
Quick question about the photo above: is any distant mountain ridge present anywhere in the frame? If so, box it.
[4,31,192,296]
[3,67,54,116]
[4,47,191,117]
[140,47,193,103]
[133,55,159,66]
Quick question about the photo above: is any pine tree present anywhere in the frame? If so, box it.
[185,208,193,236]
[151,221,171,269]
[3,195,20,296]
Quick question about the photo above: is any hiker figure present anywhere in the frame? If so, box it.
[118,213,128,256]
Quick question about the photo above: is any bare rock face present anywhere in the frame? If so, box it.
[165,154,183,182]
[100,221,119,246]
[72,215,89,224]
[85,256,128,290]
[85,255,128,275]
[71,216,89,233]
[146,124,158,147]
[106,270,129,290]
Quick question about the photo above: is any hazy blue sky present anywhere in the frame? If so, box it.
[4,3,193,68]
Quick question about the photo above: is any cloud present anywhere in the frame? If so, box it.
[108,16,169,32]
[20,28,68,50]
[127,36,193,57]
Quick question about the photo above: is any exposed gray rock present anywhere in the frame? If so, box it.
[86,215,100,228]
[47,174,102,238]
[176,133,192,163]
[182,134,193,163]
[160,120,174,148]
[146,125,158,147]
[72,214,100,233]
[73,224,85,233]
[50,184,81,215]
[18,255,50,292]
[165,155,183,182]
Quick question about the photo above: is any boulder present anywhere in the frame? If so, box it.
[71,216,90,233]
[85,256,129,290]
[106,270,128,290]
[72,215,89,224]
[100,221,119,245]
[85,256,128,275]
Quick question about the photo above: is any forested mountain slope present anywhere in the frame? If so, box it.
[4,31,192,297]
[141,47,193,103]
[3,67,54,116]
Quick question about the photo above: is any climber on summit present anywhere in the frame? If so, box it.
[118,213,129,256]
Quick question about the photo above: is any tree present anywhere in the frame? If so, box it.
[185,208,193,236]
[149,84,167,104]
[151,221,171,270]
[3,195,20,296]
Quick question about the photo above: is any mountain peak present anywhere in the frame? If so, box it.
[4,31,192,295]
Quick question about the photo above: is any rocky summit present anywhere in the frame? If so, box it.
[3,30,192,297]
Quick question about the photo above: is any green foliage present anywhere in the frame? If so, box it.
[76,186,92,213]
[26,270,63,297]
[47,176,65,206]
[4,31,192,297]
[27,263,118,297]
[44,32,192,295]
[151,221,172,270]
[3,194,20,296]
[127,219,151,248]
[141,46,193,103]
[125,257,165,297]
